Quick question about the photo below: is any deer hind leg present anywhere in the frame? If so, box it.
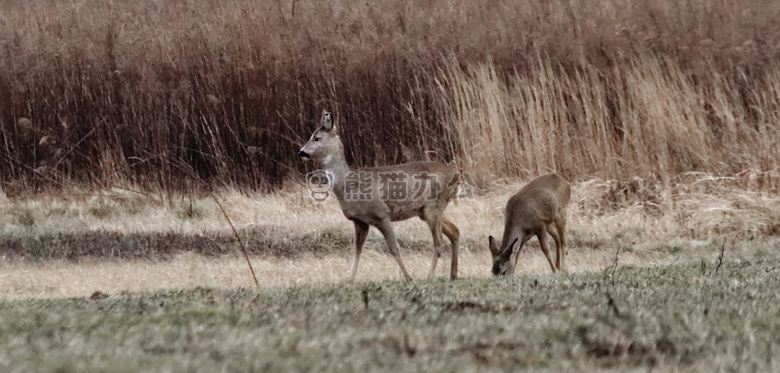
[349,220,370,283]
[537,230,557,274]
[376,218,413,281]
[441,216,460,281]
[422,212,444,280]
[553,212,568,272]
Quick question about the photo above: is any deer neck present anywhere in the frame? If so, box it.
[320,141,351,195]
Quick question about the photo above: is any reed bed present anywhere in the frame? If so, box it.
[1,0,779,194]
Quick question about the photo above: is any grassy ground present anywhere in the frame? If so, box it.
[2,173,778,297]
[2,259,779,372]
[1,176,779,370]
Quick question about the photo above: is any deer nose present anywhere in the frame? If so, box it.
[298,150,310,158]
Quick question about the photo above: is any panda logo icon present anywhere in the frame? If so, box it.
[306,170,333,202]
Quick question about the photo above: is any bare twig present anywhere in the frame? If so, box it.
[50,117,105,172]
[601,245,622,287]
[209,190,259,287]
[713,239,726,276]
[167,159,259,287]
[611,246,621,273]
[606,292,622,318]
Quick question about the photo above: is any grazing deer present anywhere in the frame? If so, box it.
[488,173,571,276]
[298,110,460,281]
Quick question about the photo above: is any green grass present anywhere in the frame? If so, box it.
[2,259,778,372]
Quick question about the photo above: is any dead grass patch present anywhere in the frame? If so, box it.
[1,173,779,298]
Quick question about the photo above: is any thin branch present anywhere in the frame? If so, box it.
[209,189,259,287]
[167,158,259,287]
[713,238,726,275]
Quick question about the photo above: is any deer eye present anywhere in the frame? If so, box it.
[314,137,321,142]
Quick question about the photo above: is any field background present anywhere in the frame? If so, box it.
[2,0,780,192]
[2,0,780,371]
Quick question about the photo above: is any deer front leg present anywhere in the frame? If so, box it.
[546,223,563,271]
[554,213,568,272]
[349,220,370,283]
[376,218,413,281]
[511,234,533,273]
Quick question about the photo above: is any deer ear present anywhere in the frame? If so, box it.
[321,110,334,131]
[488,236,500,256]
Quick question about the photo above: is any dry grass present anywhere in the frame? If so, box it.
[3,171,779,239]
[0,252,477,299]
[2,172,778,299]
[444,58,780,184]
[0,244,743,300]
[2,0,780,192]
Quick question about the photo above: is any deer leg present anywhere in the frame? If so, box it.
[349,220,370,283]
[441,216,460,281]
[376,218,413,281]
[511,234,534,273]
[554,213,568,272]
[537,230,557,274]
[423,214,444,280]
[546,223,563,272]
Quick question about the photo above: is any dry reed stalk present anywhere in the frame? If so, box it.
[1,0,780,193]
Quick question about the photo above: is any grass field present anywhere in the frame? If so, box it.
[1,176,779,371]
[2,260,779,372]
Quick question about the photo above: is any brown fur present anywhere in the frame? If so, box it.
[488,173,571,276]
[300,110,460,281]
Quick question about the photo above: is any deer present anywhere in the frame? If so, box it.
[298,110,461,282]
[488,173,571,276]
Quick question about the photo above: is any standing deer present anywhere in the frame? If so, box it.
[298,110,460,281]
[488,173,571,276]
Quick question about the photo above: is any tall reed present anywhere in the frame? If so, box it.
[1,0,779,194]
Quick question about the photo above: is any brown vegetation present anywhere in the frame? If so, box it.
[2,0,780,194]
[2,171,778,262]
